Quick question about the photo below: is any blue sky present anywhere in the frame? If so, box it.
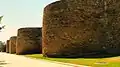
[0,0,58,41]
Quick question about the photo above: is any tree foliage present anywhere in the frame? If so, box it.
[0,41,6,52]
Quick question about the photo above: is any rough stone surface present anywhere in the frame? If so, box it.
[43,0,120,57]
[6,40,10,53]
[16,27,42,55]
[9,36,17,54]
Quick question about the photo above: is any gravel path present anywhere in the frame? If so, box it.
[0,52,89,67]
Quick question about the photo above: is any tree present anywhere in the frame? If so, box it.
[0,16,5,31]
[0,41,6,52]
[0,16,3,24]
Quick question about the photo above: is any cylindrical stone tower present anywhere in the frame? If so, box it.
[16,27,42,55]
[9,36,17,54]
[6,40,10,53]
[43,0,120,57]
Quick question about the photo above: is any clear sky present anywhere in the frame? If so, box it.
[0,0,58,42]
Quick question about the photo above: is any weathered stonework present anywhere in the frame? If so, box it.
[43,0,120,57]
[9,36,17,54]
[16,27,42,55]
[6,40,10,53]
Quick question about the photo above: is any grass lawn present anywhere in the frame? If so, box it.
[25,54,120,67]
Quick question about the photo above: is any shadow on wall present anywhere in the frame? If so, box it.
[43,50,120,58]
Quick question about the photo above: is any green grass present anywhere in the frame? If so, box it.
[25,54,120,67]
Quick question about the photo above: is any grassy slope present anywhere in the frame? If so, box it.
[25,54,120,67]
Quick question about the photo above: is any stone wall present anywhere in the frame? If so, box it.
[16,27,42,55]
[6,40,10,53]
[9,36,17,54]
[43,0,120,57]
